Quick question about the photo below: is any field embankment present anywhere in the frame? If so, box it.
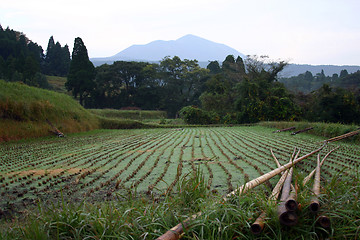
[259,121,360,142]
[0,80,99,142]
[89,108,167,120]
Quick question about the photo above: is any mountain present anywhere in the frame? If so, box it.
[90,34,360,76]
[91,34,245,66]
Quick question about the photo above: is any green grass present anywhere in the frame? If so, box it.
[259,121,360,142]
[45,75,68,94]
[0,80,99,141]
[0,169,358,239]
[89,108,167,120]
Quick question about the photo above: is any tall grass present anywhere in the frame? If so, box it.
[0,170,358,239]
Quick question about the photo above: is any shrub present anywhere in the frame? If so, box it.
[179,106,219,125]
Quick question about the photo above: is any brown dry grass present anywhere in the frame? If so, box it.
[7,168,86,177]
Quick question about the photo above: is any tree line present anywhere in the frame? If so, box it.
[66,38,360,124]
[1,25,359,124]
[0,25,70,88]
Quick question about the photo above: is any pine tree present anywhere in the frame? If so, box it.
[66,37,95,106]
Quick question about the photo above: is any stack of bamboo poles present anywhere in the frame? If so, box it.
[156,144,326,240]
[251,146,338,234]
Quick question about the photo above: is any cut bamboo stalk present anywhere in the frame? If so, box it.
[251,211,267,234]
[324,129,360,143]
[302,147,338,186]
[285,184,298,212]
[318,215,331,228]
[291,127,314,135]
[278,166,298,226]
[252,148,300,233]
[46,119,65,137]
[224,144,324,200]
[310,156,321,213]
[156,144,325,240]
[251,163,290,234]
[272,148,300,212]
[272,126,296,133]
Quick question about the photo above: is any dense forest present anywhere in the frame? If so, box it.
[0,25,70,88]
[1,25,360,124]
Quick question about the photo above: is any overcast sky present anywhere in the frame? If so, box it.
[1,0,359,65]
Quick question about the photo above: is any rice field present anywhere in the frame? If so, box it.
[1,126,358,211]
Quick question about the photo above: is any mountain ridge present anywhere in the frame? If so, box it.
[90,34,360,76]
[91,34,245,64]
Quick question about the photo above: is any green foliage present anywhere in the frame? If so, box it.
[159,56,209,117]
[179,106,219,124]
[42,36,70,76]
[0,26,51,89]
[1,173,358,239]
[66,37,96,106]
[280,69,360,94]
[175,169,210,212]
[302,84,360,124]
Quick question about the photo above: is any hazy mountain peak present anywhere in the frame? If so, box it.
[91,34,245,64]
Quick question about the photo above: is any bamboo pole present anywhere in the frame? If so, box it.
[318,215,331,228]
[156,144,325,240]
[272,126,296,133]
[310,156,321,213]
[271,148,300,212]
[291,127,313,135]
[302,147,338,186]
[324,129,360,143]
[224,144,324,200]
[278,166,298,226]
[251,165,290,234]
[285,184,298,212]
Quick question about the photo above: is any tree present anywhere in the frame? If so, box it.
[159,56,208,117]
[340,69,349,78]
[0,26,45,85]
[304,84,360,124]
[221,55,246,83]
[234,56,298,122]
[44,36,70,76]
[207,61,221,74]
[66,37,95,106]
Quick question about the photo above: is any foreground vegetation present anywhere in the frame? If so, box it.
[0,126,359,239]
[0,171,358,240]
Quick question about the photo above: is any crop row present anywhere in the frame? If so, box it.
[0,127,358,211]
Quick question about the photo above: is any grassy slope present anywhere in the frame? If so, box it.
[259,121,360,142]
[0,80,99,141]
[89,108,167,120]
[45,75,68,94]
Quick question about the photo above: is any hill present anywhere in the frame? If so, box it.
[91,34,245,66]
[0,80,99,141]
[282,64,360,77]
